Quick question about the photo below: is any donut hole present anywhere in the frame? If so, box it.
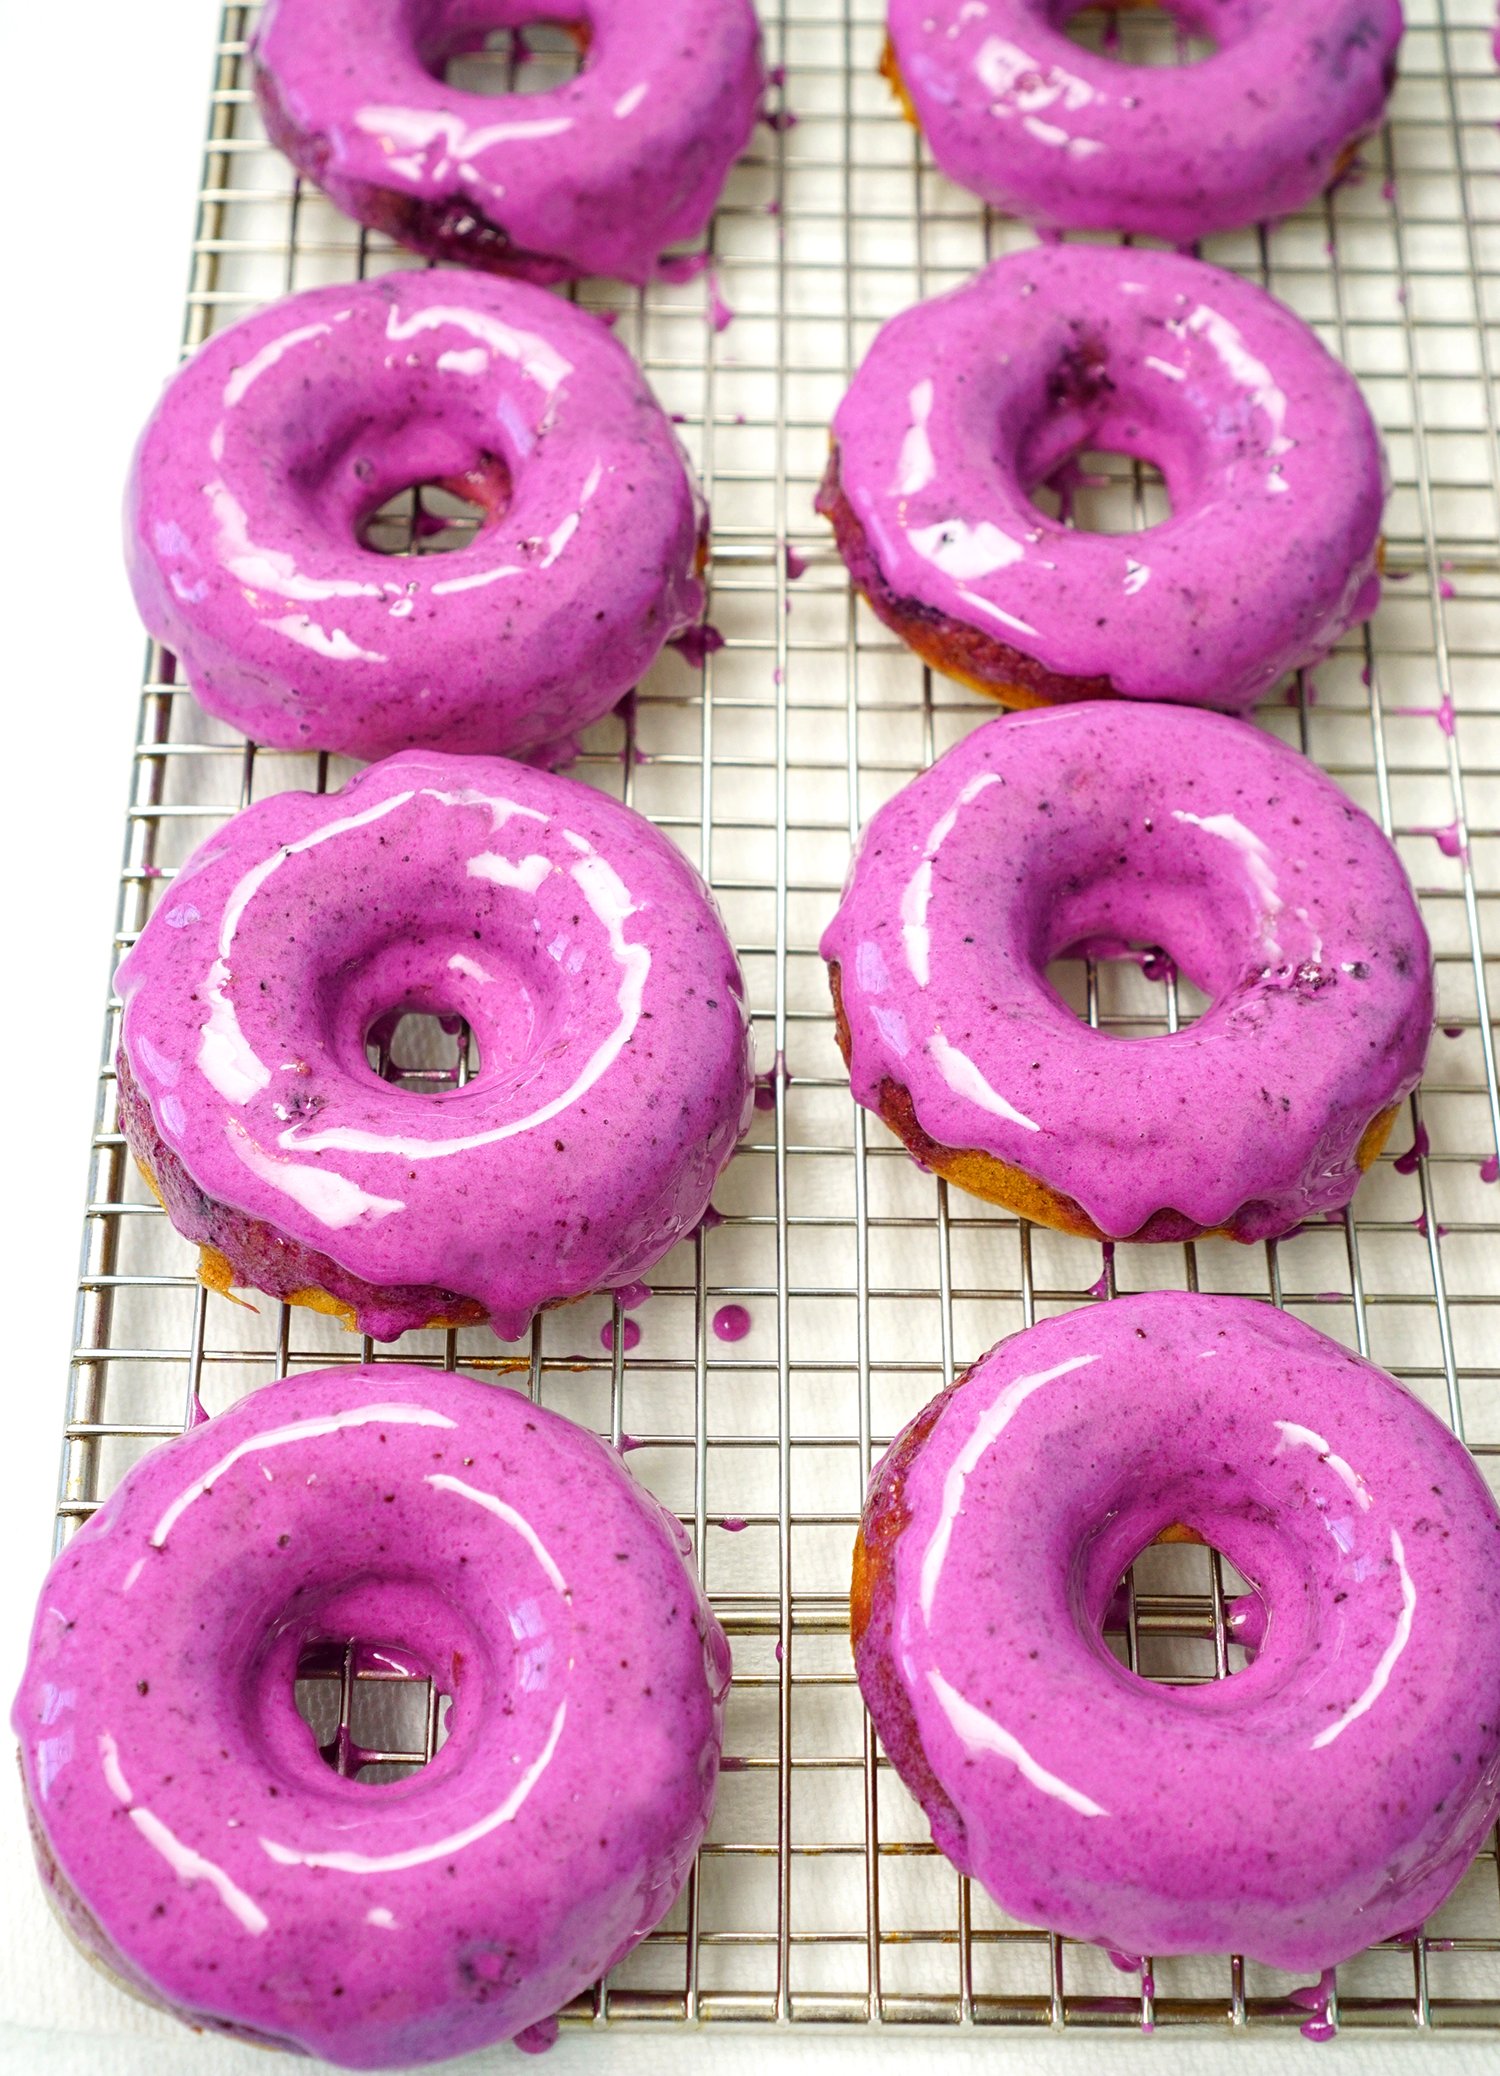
[1029,449,1171,535]
[1057,2,1218,66]
[1100,1533,1259,1684]
[431,17,590,97]
[294,1639,454,1786]
[365,1009,482,1093]
[1044,939,1212,1034]
[358,454,512,558]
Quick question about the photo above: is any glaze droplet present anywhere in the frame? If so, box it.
[713,1303,752,1342]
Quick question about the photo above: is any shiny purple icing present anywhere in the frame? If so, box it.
[823,245,1385,710]
[13,1365,730,2067]
[855,1295,1500,1971]
[126,272,705,761]
[252,0,764,284]
[886,0,1402,243]
[822,702,1432,1241]
[115,750,754,1340]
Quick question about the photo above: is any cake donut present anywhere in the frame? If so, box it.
[13,1364,730,2066]
[822,702,1431,1243]
[853,1294,1500,1972]
[115,750,753,1340]
[126,272,706,762]
[252,0,764,284]
[817,244,1385,712]
[881,0,1402,245]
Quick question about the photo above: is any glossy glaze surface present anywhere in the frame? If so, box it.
[13,1366,730,2067]
[886,0,1402,242]
[854,1295,1500,1971]
[822,703,1431,1240]
[820,245,1385,710]
[252,0,764,283]
[115,750,754,1339]
[126,272,705,761]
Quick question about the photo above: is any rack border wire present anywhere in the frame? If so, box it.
[58,0,1500,2043]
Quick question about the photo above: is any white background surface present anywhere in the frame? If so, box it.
[0,4,1491,2072]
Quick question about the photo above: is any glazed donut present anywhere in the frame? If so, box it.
[817,244,1385,713]
[822,702,1431,1243]
[115,749,753,1340]
[882,0,1402,244]
[252,0,764,284]
[853,1294,1500,1972]
[126,272,705,762]
[13,1364,730,2065]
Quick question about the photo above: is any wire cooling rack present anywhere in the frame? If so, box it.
[60,0,1500,2042]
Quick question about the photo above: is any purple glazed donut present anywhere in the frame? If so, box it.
[853,1295,1500,1973]
[114,749,753,1341]
[882,0,1402,244]
[822,702,1432,1243]
[13,1364,731,2066]
[126,272,705,762]
[817,244,1385,713]
[252,0,764,284]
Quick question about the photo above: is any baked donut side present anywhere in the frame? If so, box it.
[852,1296,1500,1972]
[827,961,1399,1244]
[816,447,1117,710]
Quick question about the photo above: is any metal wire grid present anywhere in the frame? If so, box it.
[57,0,1500,2040]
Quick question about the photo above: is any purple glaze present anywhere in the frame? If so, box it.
[126,272,704,762]
[711,1302,751,1342]
[115,750,754,1340]
[12,1365,729,2067]
[822,703,1432,1241]
[601,1317,642,1352]
[252,0,763,285]
[885,0,1402,244]
[821,245,1385,711]
[854,1295,1500,1971]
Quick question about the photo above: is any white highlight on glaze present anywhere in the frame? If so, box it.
[972,37,1094,116]
[367,1907,399,1929]
[206,477,387,604]
[1144,355,1186,384]
[100,1730,268,1934]
[927,1030,1040,1133]
[613,81,650,119]
[907,518,1025,583]
[145,1403,456,1553]
[284,840,651,1162]
[194,790,417,1107]
[436,347,490,376]
[1309,1531,1417,1750]
[99,1730,133,1807]
[426,1474,570,1596]
[1274,1420,1372,1511]
[919,1353,1097,1623]
[385,299,574,394]
[222,322,331,409]
[927,1668,1107,1819]
[894,378,936,496]
[448,952,494,986]
[901,771,1002,987]
[266,614,386,664]
[1171,809,1284,950]
[1183,304,1290,456]
[260,1700,567,1874]
[226,1120,405,1230]
[468,852,554,895]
